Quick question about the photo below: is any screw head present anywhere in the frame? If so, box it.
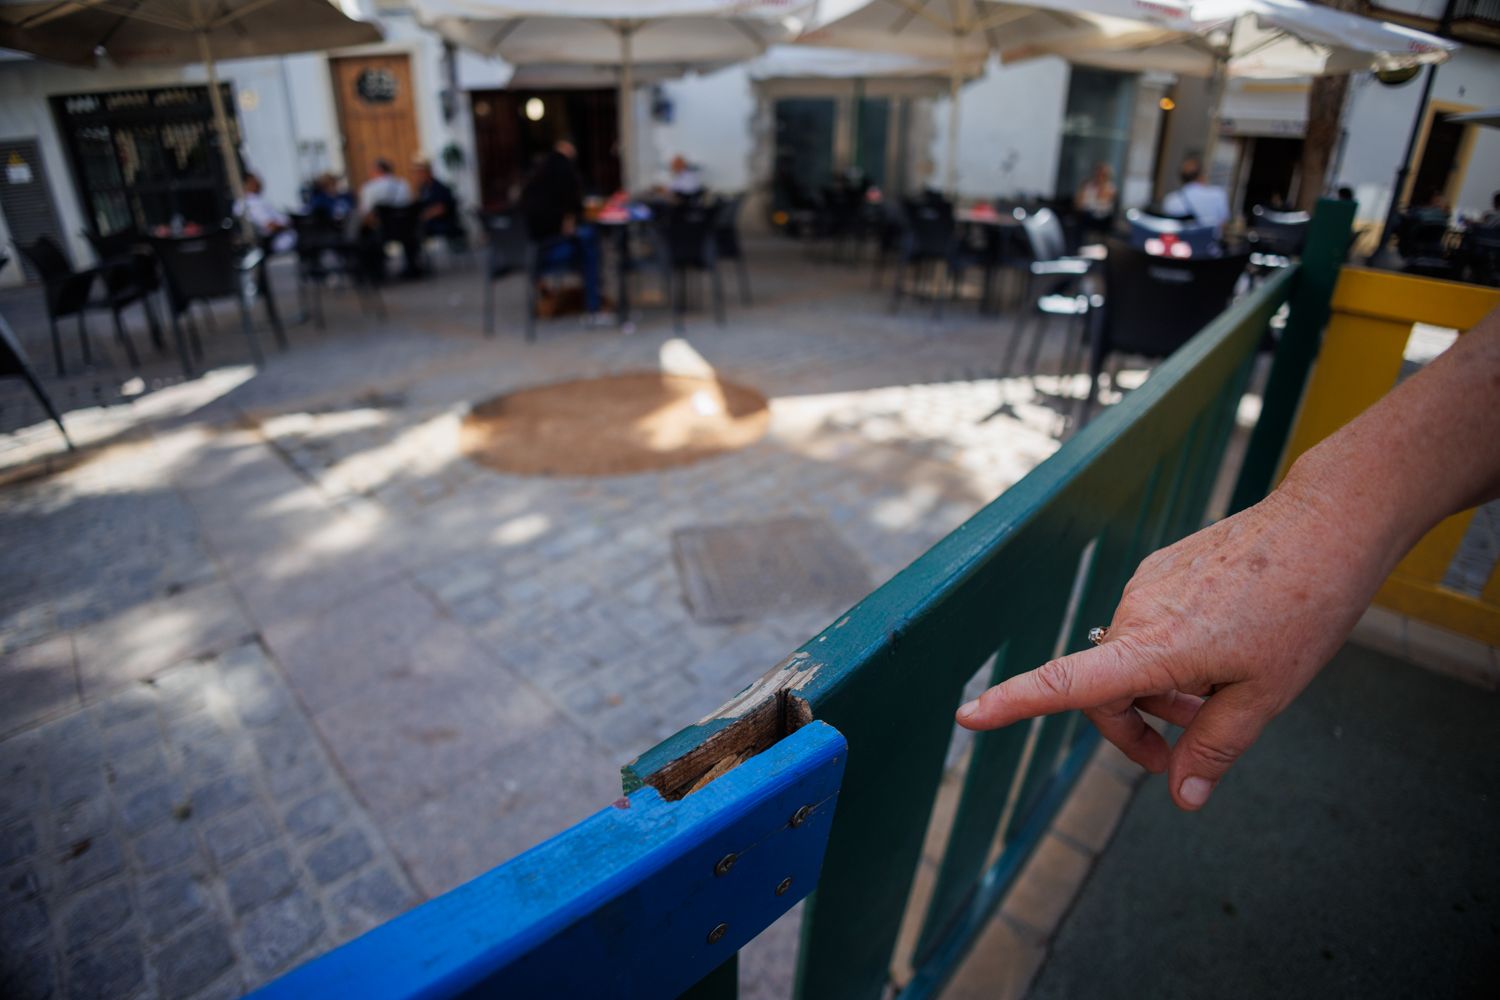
[707,922,728,944]
[714,853,737,877]
[790,805,813,827]
[776,876,793,896]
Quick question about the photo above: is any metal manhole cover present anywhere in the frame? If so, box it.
[672,516,872,624]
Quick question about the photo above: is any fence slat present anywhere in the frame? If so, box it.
[1230,197,1357,513]
[253,723,846,1000]
[626,260,1305,1000]
[911,509,1115,964]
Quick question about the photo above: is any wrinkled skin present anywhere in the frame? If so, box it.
[958,307,1500,811]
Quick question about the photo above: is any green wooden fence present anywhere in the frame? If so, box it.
[627,199,1356,1000]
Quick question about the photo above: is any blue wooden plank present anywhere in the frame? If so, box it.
[252,722,847,1000]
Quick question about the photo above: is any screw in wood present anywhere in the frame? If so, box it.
[708,923,728,944]
[776,877,793,896]
[789,805,812,827]
[714,853,737,877]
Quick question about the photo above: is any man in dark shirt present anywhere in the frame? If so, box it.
[414,159,460,246]
[519,139,604,319]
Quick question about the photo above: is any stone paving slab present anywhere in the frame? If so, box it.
[0,239,1091,997]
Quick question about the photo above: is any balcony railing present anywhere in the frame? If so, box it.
[252,202,1358,1000]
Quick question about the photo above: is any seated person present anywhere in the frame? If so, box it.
[1162,156,1231,237]
[665,155,704,200]
[306,172,354,221]
[357,157,421,278]
[234,172,295,253]
[520,139,606,322]
[1075,161,1116,223]
[1410,191,1451,226]
[1483,191,1500,228]
[413,158,462,248]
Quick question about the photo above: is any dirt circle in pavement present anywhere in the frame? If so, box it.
[459,372,771,477]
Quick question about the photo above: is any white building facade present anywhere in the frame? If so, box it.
[1,3,1496,289]
[0,9,477,287]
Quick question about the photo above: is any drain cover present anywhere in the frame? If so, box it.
[672,516,872,624]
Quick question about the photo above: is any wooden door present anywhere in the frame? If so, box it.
[330,54,421,193]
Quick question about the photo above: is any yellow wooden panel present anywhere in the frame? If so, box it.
[1330,268,1500,331]
[1391,509,1478,584]
[1482,560,1500,608]
[1375,576,1500,647]
[1289,268,1500,645]
[1279,310,1409,473]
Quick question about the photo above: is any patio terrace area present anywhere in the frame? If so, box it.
[1,238,1098,999]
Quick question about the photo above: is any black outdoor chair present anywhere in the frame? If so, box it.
[150,231,286,374]
[714,193,751,305]
[479,209,540,340]
[816,183,866,262]
[1246,206,1310,281]
[1460,225,1500,287]
[869,199,906,290]
[1396,212,1457,280]
[479,209,599,340]
[15,235,154,376]
[377,203,426,278]
[83,227,167,351]
[889,196,962,318]
[652,199,726,332]
[1124,208,1221,258]
[0,255,70,448]
[289,213,385,329]
[1002,206,1096,375]
[1085,239,1249,416]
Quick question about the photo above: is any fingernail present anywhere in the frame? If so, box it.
[1180,776,1214,808]
[956,700,979,721]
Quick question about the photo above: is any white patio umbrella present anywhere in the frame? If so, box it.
[748,43,971,81]
[796,0,1178,195]
[999,0,1456,165]
[412,0,814,190]
[0,1,382,234]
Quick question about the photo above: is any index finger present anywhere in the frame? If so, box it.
[955,640,1150,730]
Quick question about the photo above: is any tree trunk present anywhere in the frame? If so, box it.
[1295,0,1367,212]
[1296,74,1349,210]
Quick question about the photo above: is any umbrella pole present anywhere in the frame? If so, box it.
[618,25,635,194]
[1201,51,1228,180]
[1369,63,1438,266]
[196,27,254,240]
[945,58,961,198]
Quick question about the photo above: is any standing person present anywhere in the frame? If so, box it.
[1162,156,1232,236]
[519,139,606,323]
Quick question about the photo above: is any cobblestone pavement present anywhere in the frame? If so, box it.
[0,239,1088,998]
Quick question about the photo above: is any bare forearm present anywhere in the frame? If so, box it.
[1280,307,1500,578]
[958,306,1500,811]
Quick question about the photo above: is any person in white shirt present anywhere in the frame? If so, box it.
[1162,156,1231,236]
[357,158,412,222]
[662,155,703,199]
[233,173,295,253]
[355,158,418,276]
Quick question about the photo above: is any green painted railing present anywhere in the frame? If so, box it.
[627,199,1356,1000]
